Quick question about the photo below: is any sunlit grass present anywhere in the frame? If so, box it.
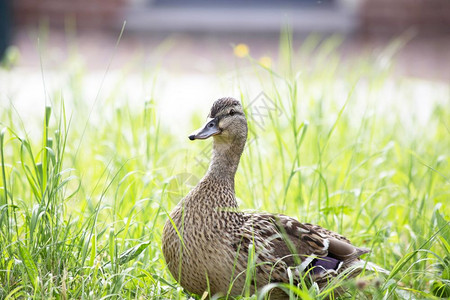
[0,31,449,299]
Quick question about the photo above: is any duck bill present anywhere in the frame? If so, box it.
[188,118,221,140]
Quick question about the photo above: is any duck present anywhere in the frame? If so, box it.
[162,97,383,299]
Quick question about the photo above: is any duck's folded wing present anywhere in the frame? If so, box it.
[277,215,370,265]
[232,213,385,294]
[237,214,370,277]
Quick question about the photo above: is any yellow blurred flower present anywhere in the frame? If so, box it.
[259,56,272,68]
[233,43,249,58]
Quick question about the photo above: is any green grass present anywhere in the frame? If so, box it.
[0,31,449,299]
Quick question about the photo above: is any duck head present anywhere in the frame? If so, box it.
[189,97,248,144]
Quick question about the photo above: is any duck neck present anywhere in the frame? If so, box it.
[204,135,246,188]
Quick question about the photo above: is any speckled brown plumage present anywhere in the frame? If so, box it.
[162,97,379,299]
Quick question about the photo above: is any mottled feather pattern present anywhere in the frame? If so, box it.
[209,97,241,118]
[162,98,373,299]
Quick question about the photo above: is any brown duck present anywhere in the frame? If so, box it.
[162,97,384,299]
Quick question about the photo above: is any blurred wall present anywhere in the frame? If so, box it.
[361,0,450,34]
[10,0,450,35]
[12,0,127,30]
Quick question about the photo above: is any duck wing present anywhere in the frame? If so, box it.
[235,213,370,284]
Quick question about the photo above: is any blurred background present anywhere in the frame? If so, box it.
[3,0,450,78]
[1,0,449,129]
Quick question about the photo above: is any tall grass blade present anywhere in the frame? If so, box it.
[18,243,39,290]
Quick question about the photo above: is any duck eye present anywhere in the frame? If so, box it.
[229,109,235,116]
[208,122,214,128]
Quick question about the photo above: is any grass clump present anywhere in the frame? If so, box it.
[0,32,449,299]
